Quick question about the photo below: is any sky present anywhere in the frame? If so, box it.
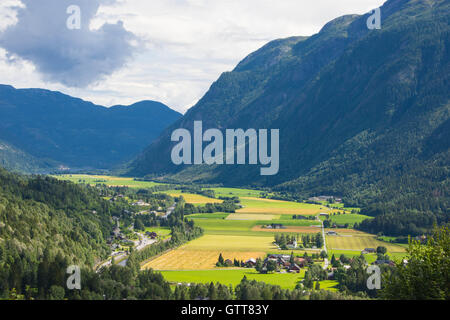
[0,0,385,113]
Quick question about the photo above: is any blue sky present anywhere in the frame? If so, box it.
[0,0,385,113]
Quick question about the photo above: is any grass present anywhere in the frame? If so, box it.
[158,190,223,204]
[143,250,265,270]
[226,214,279,221]
[190,217,320,237]
[326,235,406,253]
[55,174,161,188]
[159,269,305,289]
[144,227,171,238]
[238,198,328,216]
[142,234,277,270]
[328,213,373,226]
[252,225,322,234]
[318,280,339,292]
[182,234,277,252]
[207,187,265,198]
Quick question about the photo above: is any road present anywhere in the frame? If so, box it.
[162,203,176,219]
[317,214,329,270]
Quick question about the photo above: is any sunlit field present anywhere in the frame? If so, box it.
[237,197,329,215]
[55,174,161,188]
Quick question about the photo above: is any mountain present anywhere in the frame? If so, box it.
[127,0,449,234]
[0,85,182,171]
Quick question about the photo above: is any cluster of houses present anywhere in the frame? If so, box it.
[241,254,310,274]
[132,200,151,207]
[265,254,308,273]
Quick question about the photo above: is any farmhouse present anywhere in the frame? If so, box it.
[245,258,257,267]
[364,248,376,253]
[286,240,298,249]
[289,264,301,273]
[319,213,329,217]
[326,231,338,236]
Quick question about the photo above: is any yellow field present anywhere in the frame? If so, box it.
[142,250,265,270]
[182,234,277,252]
[237,197,329,215]
[142,234,277,270]
[226,214,279,221]
[168,193,223,204]
[326,235,406,253]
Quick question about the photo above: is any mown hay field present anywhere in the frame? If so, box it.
[226,213,279,221]
[164,191,223,204]
[237,198,329,215]
[326,235,406,253]
[182,234,277,252]
[142,250,265,270]
[142,234,276,270]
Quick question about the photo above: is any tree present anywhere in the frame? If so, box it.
[315,281,321,290]
[376,246,387,255]
[216,253,225,267]
[266,260,277,273]
[381,226,450,300]
[320,250,328,260]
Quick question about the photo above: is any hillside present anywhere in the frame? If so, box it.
[0,167,114,277]
[127,0,449,235]
[0,139,56,173]
[0,85,182,171]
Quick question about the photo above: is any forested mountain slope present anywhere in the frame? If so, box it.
[0,167,114,295]
[127,0,449,235]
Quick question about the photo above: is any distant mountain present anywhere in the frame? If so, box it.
[0,85,182,171]
[127,0,449,234]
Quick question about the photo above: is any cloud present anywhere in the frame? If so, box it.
[0,0,139,87]
[0,0,385,112]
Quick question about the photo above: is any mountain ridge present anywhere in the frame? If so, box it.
[0,84,182,171]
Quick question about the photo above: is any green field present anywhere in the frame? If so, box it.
[207,187,265,198]
[328,213,373,226]
[190,215,320,237]
[160,269,305,289]
[55,174,161,188]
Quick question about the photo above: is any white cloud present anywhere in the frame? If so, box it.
[0,0,386,113]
